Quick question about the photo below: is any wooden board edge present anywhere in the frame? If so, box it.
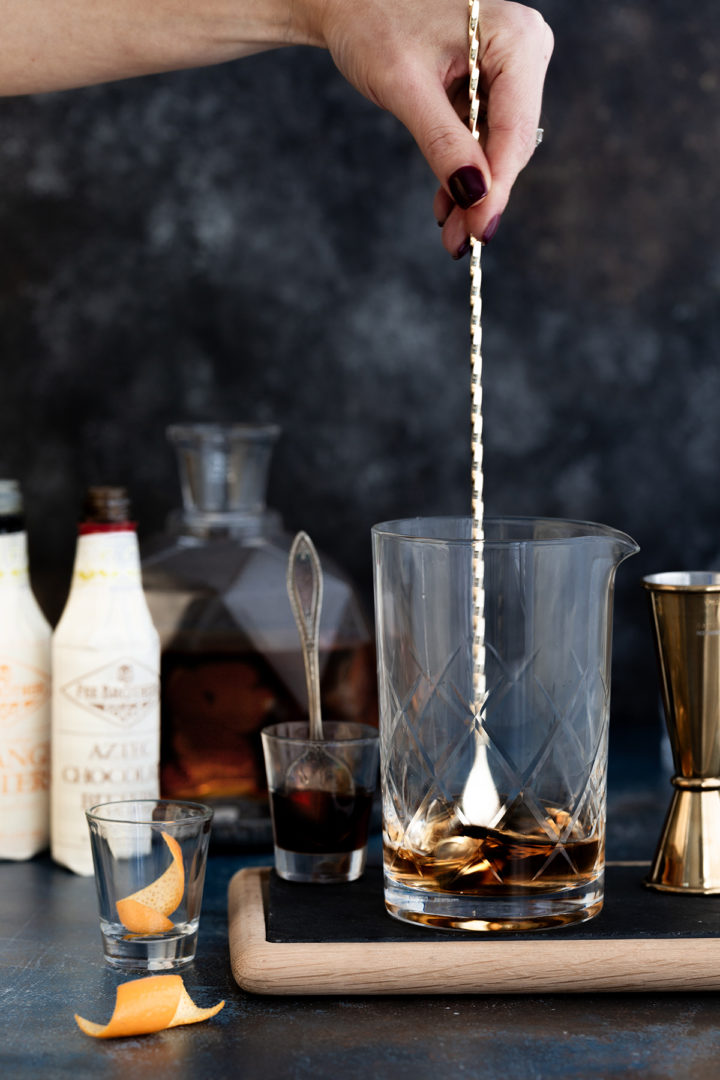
[227,866,720,996]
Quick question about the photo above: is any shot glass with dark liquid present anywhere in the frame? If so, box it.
[261,721,378,883]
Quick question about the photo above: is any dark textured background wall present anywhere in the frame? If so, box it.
[1,0,719,761]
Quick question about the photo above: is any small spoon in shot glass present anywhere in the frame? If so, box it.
[285,531,354,795]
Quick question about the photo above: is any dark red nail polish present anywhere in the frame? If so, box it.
[481,214,501,245]
[453,237,471,260]
[448,166,488,210]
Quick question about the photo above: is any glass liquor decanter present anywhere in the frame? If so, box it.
[142,423,377,848]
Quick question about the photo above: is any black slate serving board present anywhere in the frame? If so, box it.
[266,864,720,943]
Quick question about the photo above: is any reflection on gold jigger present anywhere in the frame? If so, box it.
[642,572,720,893]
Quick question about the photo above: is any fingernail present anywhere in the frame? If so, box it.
[481,214,501,245]
[453,237,471,260]
[448,166,488,210]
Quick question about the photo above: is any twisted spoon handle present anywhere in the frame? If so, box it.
[468,0,486,711]
[286,530,324,741]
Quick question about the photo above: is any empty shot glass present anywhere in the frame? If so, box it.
[261,721,379,883]
[86,799,213,970]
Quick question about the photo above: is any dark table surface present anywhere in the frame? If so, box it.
[2,746,720,1080]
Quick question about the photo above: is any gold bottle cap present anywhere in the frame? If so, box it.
[83,485,131,524]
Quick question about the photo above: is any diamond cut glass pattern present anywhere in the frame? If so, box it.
[372,517,638,931]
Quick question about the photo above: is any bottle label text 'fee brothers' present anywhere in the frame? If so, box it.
[59,659,158,727]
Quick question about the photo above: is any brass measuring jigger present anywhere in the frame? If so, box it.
[643,572,720,893]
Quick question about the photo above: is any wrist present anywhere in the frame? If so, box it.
[283,0,329,49]
[184,0,329,59]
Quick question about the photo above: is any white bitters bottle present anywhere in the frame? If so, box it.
[0,480,51,860]
[51,486,160,875]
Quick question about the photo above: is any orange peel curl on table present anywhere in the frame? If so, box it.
[74,974,224,1038]
[116,831,185,934]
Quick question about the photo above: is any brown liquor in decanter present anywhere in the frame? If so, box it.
[142,423,377,848]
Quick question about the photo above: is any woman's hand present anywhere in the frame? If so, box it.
[314,0,553,256]
[0,0,552,256]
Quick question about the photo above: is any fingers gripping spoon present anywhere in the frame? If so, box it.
[284,532,354,794]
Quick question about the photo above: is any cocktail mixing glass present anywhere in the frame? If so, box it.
[372,516,638,931]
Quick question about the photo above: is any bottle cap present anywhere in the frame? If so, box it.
[83,486,132,524]
[0,479,23,516]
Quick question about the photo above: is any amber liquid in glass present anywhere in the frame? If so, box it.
[385,801,602,896]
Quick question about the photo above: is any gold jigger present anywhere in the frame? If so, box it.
[642,572,720,893]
